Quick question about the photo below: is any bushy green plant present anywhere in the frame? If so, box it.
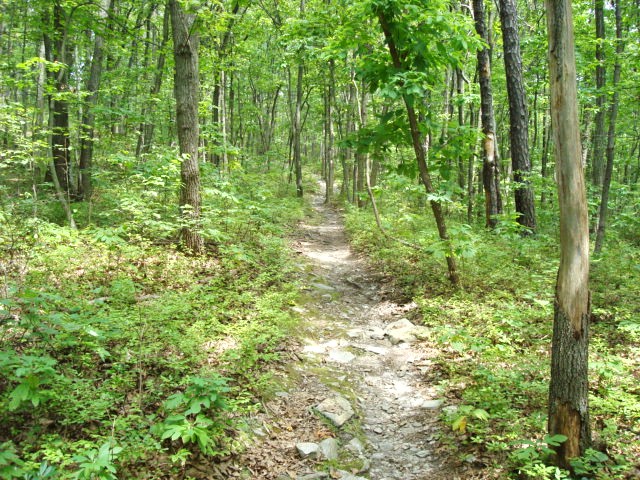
[152,375,233,456]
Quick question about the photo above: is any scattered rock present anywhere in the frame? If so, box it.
[345,437,364,454]
[368,327,386,340]
[319,437,339,460]
[328,350,356,363]
[386,329,417,345]
[312,282,335,291]
[421,399,444,409]
[384,318,419,345]
[358,344,387,355]
[346,329,361,338]
[296,442,320,459]
[386,318,415,330]
[442,405,459,415]
[315,395,355,427]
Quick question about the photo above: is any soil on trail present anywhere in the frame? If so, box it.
[237,189,461,480]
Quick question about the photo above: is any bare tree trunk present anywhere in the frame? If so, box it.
[591,0,607,187]
[456,68,465,191]
[595,0,623,254]
[169,0,204,253]
[356,84,368,207]
[221,69,229,172]
[292,1,305,198]
[324,59,335,203]
[473,0,503,228]
[43,3,75,198]
[545,0,592,469]
[499,0,536,232]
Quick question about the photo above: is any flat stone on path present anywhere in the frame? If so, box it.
[385,318,429,345]
[329,349,356,363]
[421,399,444,409]
[311,282,335,292]
[315,395,355,427]
[296,442,320,459]
[319,437,339,460]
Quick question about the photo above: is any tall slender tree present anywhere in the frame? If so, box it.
[78,0,115,200]
[595,0,624,253]
[472,0,503,228]
[43,2,75,198]
[169,0,204,253]
[499,0,536,232]
[374,4,460,286]
[545,0,592,468]
[592,0,607,188]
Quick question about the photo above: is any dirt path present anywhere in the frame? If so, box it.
[237,189,457,479]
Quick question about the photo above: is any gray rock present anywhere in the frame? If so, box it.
[386,329,417,345]
[359,344,387,355]
[315,395,355,427]
[421,399,444,409]
[384,318,418,345]
[345,437,364,454]
[328,350,356,363]
[319,437,339,460]
[296,442,320,459]
[368,327,386,340]
[386,318,415,330]
[413,326,432,340]
[346,329,361,338]
[311,282,335,291]
[442,405,459,415]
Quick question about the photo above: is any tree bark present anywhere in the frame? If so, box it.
[473,0,503,228]
[324,59,335,203]
[499,0,536,232]
[595,0,623,253]
[292,0,305,198]
[591,0,607,187]
[169,0,204,253]
[43,3,75,198]
[545,0,592,468]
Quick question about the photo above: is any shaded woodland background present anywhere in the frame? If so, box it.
[0,0,638,478]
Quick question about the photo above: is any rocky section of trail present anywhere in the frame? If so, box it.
[237,190,463,480]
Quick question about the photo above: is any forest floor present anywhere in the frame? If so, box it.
[235,187,468,480]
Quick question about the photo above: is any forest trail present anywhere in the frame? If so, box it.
[238,186,456,479]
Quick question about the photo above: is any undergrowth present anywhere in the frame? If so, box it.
[344,190,640,480]
[0,161,308,479]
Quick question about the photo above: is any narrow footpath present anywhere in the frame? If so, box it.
[237,188,459,480]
